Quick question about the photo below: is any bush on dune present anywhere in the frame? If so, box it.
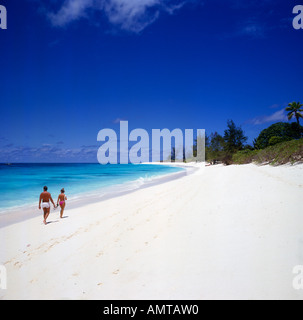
[232,149,258,164]
[205,109,303,166]
[233,138,303,165]
[253,122,303,149]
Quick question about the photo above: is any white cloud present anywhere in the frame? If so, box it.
[47,0,187,32]
[0,144,99,162]
[48,0,94,27]
[241,23,265,38]
[249,108,287,125]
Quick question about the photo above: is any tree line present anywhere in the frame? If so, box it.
[193,101,303,165]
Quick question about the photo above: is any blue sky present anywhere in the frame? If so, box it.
[0,0,302,162]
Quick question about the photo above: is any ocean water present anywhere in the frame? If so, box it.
[0,163,184,213]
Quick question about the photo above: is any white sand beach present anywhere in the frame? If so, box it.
[0,163,303,300]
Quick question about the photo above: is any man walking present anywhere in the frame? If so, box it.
[39,186,56,225]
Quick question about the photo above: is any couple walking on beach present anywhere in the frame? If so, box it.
[39,186,67,225]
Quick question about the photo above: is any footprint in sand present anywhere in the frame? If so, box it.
[96,251,104,258]
[113,269,120,275]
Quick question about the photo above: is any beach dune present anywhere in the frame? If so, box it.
[0,163,303,300]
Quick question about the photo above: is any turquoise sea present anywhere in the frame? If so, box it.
[0,163,184,213]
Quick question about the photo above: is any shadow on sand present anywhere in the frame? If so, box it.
[45,220,60,225]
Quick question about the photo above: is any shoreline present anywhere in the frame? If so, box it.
[0,163,198,229]
[1,162,302,300]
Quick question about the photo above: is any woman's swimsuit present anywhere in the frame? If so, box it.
[59,195,66,206]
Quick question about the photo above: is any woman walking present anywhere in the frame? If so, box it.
[57,188,67,218]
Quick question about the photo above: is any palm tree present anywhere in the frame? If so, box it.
[286,102,303,125]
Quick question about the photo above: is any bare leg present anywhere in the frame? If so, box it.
[43,207,50,224]
[46,207,50,222]
[60,203,66,218]
[43,208,47,225]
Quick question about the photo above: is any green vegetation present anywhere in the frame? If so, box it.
[204,120,248,165]
[233,139,303,165]
[232,149,259,165]
[223,120,248,154]
[206,132,225,164]
[253,122,302,149]
[286,101,303,125]
[203,100,303,166]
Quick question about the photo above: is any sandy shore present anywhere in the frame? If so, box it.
[0,163,303,300]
